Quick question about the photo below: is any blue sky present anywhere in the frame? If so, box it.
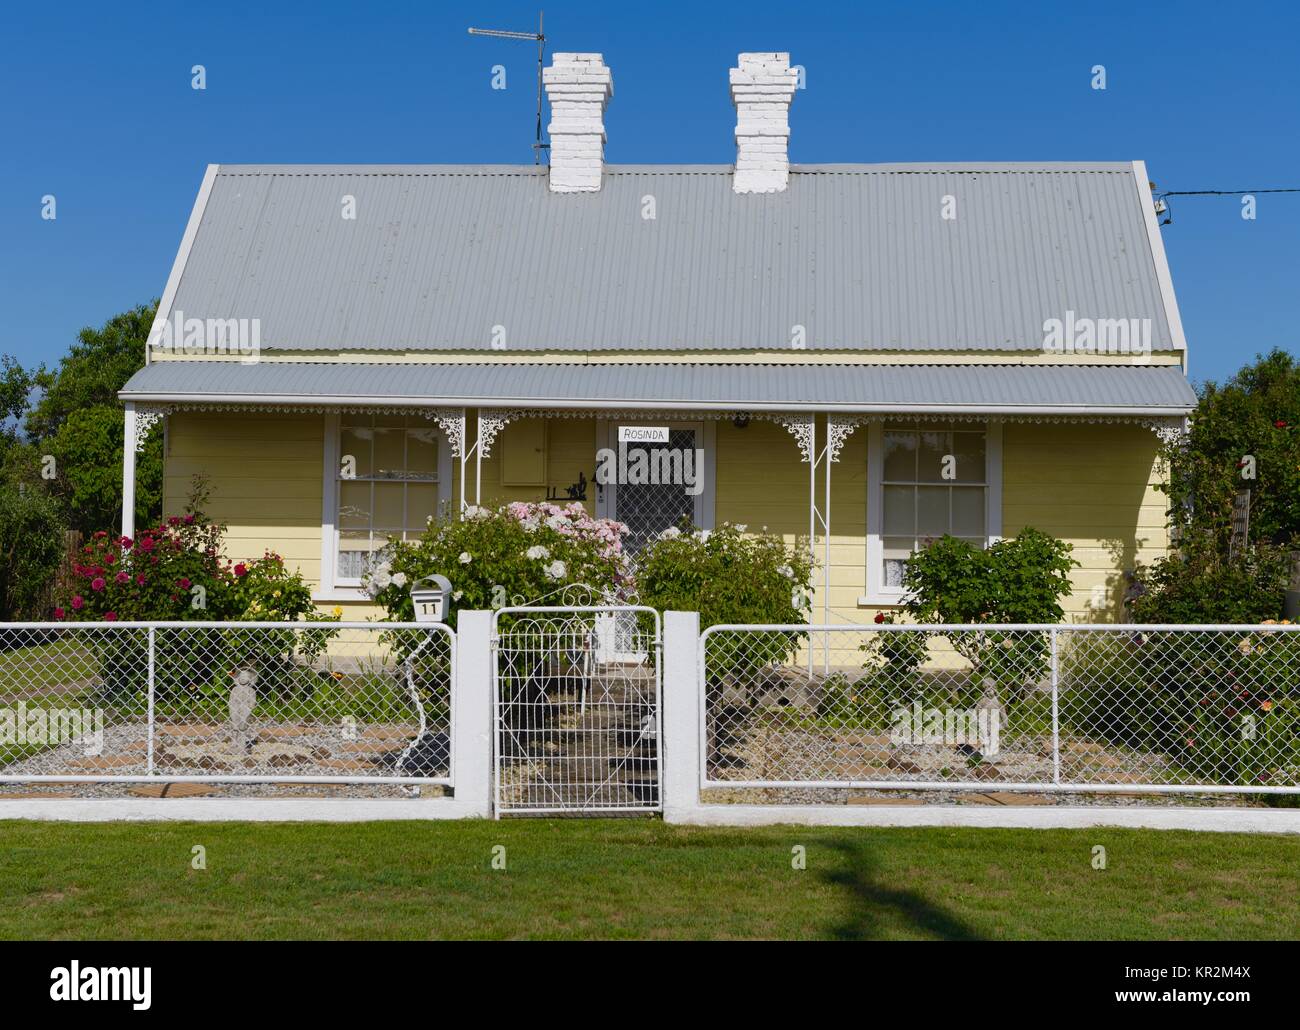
[1,0,1296,383]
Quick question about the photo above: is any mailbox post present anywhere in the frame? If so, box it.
[410,574,452,623]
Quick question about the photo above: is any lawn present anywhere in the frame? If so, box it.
[0,820,1296,939]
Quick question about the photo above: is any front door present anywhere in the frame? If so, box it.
[601,422,706,553]
[597,422,708,659]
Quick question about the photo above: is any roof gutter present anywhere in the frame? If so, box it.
[116,391,1194,417]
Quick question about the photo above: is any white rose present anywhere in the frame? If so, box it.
[452,590,463,601]
[373,569,392,590]
[544,560,567,580]
[459,552,472,564]
[659,526,681,539]
[391,572,407,588]
[526,545,550,560]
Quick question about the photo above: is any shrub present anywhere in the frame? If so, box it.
[901,528,1078,690]
[1061,629,1300,785]
[365,501,631,627]
[0,485,64,620]
[1129,539,1290,624]
[638,523,814,683]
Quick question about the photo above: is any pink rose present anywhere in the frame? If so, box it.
[71,596,84,610]
[115,571,130,584]
[104,612,118,622]
[91,577,106,592]
[53,607,65,620]
[136,574,146,585]
[176,577,191,590]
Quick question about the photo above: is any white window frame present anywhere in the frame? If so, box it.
[316,413,453,602]
[861,419,1002,606]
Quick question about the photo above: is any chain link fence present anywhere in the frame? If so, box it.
[700,624,1300,794]
[494,606,661,813]
[0,622,454,784]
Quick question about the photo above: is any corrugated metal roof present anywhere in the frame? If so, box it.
[165,163,1175,353]
[122,362,1196,414]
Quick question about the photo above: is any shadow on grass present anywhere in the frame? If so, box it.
[821,835,984,941]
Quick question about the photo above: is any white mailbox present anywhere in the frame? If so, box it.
[410,574,452,623]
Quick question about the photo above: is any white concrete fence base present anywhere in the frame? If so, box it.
[3,609,1300,831]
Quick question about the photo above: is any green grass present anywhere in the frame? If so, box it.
[0,820,1295,939]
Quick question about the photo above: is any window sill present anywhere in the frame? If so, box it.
[857,594,905,608]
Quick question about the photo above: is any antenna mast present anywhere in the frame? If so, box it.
[468,11,548,164]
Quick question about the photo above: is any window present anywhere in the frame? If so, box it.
[326,415,444,590]
[865,421,1001,603]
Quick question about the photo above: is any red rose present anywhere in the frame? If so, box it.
[93,531,108,540]
[176,577,191,590]
[139,537,156,553]
[136,574,146,585]
[873,612,886,624]
[103,612,118,622]
[183,514,195,524]
[1275,420,1288,428]
[53,607,65,620]
[234,563,248,577]
[71,596,84,610]
[115,571,129,584]
[91,577,106,592]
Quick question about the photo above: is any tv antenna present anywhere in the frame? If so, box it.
[468,12,548,164]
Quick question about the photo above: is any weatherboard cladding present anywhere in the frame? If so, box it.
[121,362,1197,412]
[168,163,1174,353]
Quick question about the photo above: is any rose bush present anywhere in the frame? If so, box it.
[59,508,334,699]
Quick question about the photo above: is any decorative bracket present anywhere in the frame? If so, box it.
[763,413,816,463]
[476,409,527,459]
[825,414,869,463]
[423,407,466,458]
[133,404,171,449]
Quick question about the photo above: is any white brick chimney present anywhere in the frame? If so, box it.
[730,52,798,194]
[543,53,614,193]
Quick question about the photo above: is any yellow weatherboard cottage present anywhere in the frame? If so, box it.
[120,52,1195,626]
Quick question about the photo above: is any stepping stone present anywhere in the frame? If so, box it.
[964,791,1053,806]
[0,792,76,799]
[846,796,924,806]
[319,758,378,770]
[128,783,220,798]
[157,724,223,737]
[65,755,140,770]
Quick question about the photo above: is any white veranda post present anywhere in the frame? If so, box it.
[121,402,167,539]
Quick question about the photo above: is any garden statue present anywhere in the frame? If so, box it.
[228,666,257,752]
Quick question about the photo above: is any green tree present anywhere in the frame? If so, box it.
[0,485,64,620]
[0,356,32,463]
[16,302,161,535]
[47,405,162,534]
[1164,348,1300,550]
[26,301,157,439]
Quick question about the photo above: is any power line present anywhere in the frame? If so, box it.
[1155,187,1300,198]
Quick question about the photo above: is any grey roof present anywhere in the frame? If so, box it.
[165,163,1178,353]
[121,361,1196,414]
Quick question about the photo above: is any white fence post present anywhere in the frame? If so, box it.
[453,611,494,818]
[662,610,701,824]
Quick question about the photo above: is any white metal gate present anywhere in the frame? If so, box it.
[492,605,661,815]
